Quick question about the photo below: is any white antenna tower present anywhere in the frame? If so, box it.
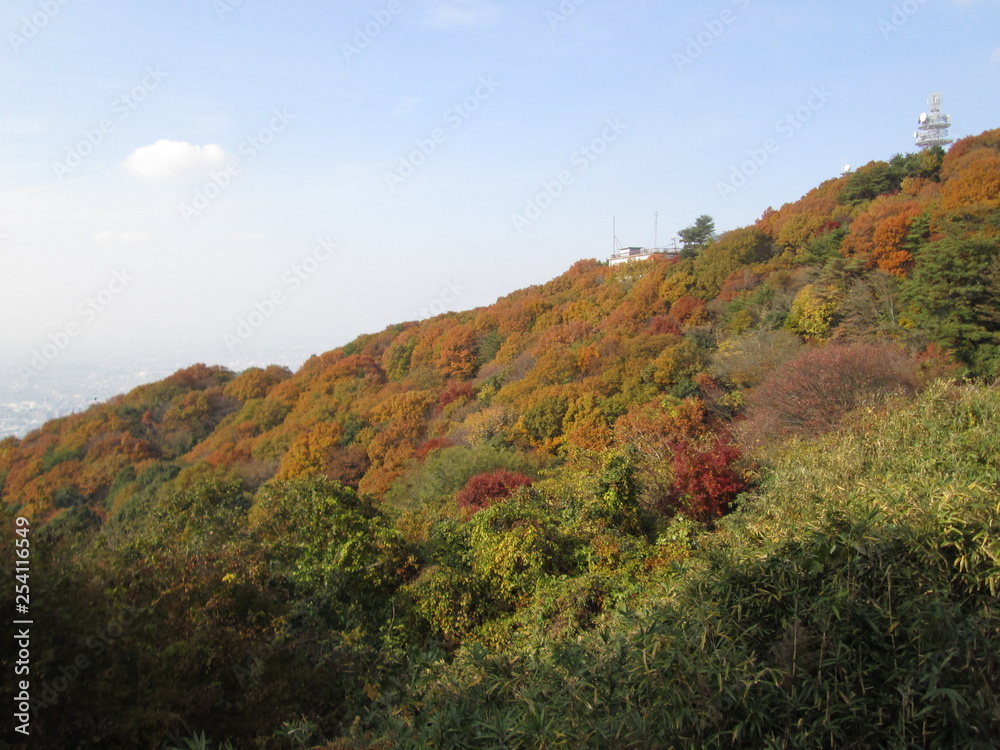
[654,211,659,250]
[915,93,954,150]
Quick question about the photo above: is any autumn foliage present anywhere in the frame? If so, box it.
[666,439,746,521]
[456,469,534,515]
[744,343,919,439]
[2,131,996,525]
[2,128,999,749]
[840,196,922,276]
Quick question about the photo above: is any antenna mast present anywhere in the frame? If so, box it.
[654,211,659,250]
[915,93,954,150]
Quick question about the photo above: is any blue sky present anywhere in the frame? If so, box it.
[1,0,998,379]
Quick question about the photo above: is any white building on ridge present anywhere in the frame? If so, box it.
[608,246,681,265]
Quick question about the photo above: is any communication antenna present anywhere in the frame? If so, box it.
[915,93,954,150]
[654,211,659,250]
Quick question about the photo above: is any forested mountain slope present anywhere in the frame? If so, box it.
[1,129,998,749]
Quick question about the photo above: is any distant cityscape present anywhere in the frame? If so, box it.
[0,348,314,439]
[0,358,180,439]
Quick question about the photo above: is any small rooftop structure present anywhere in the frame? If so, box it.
[608,215,682,265]
[608,246,681,266]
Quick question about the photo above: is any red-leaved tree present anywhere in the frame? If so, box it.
[456,469,534,516]
[743,343,918,440]
[666,439,746,521]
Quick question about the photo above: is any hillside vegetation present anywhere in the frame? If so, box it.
[1,129,999,749]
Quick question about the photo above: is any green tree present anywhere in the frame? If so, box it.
[678,215,716,258]
[837,151,943,206]
[249,477,412,627]
[592,448,644,535]
[839,160,903,205]
[903,233,1000,375]
[890,148,945,182]
[522,395,570,443]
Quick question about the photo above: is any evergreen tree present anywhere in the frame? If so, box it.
[678,215,716,258]
[903,233,1000,375]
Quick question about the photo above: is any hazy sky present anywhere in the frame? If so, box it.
[1,0,997,377]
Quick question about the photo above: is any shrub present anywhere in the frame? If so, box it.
[407,565,493,642]
[521,396,569,443]
[744,343,918,439]
[52,484,87,508]
[369,383,1000,749]
[712,330,803,388]
[665,439,746,521]
[456,469,534,515]
[785,284,839,338]
[435,380,475,414]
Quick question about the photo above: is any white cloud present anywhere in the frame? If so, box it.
[392,95,423,117]
[94,231,151,245]
[991,47,1000,65]
[424,0,503,29]
[0,118,44,135]
[124,139,228,179]
[233,233,265,243]
[0,179,82,199]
